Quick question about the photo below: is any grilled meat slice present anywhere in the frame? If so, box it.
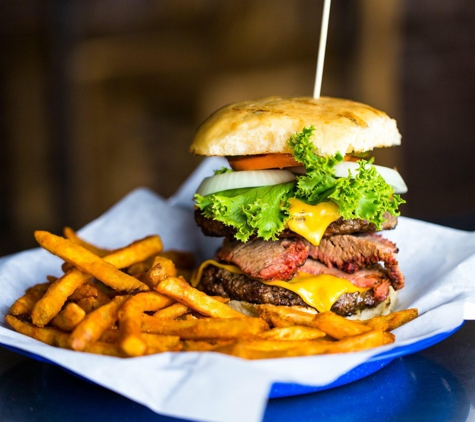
[216,237,308,281]
[306,233,404,289]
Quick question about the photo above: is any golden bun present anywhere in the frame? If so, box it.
[190,96,401,157]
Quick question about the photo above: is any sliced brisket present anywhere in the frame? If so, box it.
[306,233,405,290]
[216,237,308,281]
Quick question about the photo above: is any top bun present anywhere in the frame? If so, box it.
[190,96,401,157]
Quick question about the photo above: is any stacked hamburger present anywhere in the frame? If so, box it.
[190,97,407,319]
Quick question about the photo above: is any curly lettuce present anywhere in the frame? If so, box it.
[290,126,405,228]
[195,182,294,242]
[194,126,405,241]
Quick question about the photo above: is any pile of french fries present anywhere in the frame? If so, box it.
[5,229,418,359]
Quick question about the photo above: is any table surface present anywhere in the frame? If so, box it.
[0,320,474,422]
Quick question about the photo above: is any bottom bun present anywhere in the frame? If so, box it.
[226,287,398,320]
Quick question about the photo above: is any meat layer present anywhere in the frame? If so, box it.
[216,237,308,281]
[198,265,381,317]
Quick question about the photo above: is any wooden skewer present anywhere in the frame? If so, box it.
[313,0,332,99]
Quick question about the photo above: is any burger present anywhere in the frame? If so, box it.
[189,96,407,319]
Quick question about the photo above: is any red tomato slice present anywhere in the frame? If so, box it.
[228,154,300,170]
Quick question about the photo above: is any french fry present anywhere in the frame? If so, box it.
[9,282,50,316]
[69,282,111,303]
[215,340,332,360]
[51,302,86,331]
[142,314,269,339]
[140,258,177,289]
[257,325,326,341]
[118,291,175,357]
[69,295,130,351]
[153,303,190,320]
[141,333,181,353]
[255,304,316,327]
[362,309,419,331]
[5,315,70,348]
[34,231,152,293]
[312,312,372,339]
[181,339,235,352]
[77,296,109,313]
[31,234,161,326]
[99,328,120,344]
[83,342,125,357]
[63,226,110,257]
[152,256,177,277]
[325,330,392,354]
[156,277,245,319]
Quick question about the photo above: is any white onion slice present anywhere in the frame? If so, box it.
[334,161,408,194]
[196,170,296,196]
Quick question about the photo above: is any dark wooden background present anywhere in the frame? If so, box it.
[1,0,474,256]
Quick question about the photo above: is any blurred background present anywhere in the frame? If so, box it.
[1,0,475,256]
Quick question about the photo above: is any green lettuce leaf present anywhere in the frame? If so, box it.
[195,126,405,241]
[291,127,405,228]
[195,182,294,242]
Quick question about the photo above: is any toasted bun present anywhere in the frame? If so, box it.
[190,96,401,157]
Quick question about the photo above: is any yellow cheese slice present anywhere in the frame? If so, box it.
[287,198,340,246]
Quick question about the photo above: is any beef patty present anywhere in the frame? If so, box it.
[198,265,383,317]
[195,210,398,239]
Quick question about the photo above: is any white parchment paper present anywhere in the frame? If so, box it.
[1,157,475,422]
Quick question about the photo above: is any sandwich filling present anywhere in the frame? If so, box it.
[193,126,406,317]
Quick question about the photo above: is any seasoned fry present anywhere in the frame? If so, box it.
[256,304,316,327]
[51,302,86,331]
[77,296,109,313]
[312,312,372,339]
[63,227,110,257]
[9,282,50,316]
[118,291,175,357]
[142,314,269,339]
[31,234,161,326]
[5,315,70,348]
[69,295,130,351]
[69,282,111,303]
[31,269,94,327]
[99,329,120,344]
[181,339,235,352]
[257,325,326,341]
[34,231,151,292]
[83,342,125,357]
[141,333,181,353]
[153,303,190,320]
[325,330,392,354]
[362,309,419,331]
[140,259,177,289]
[156,277,245,319]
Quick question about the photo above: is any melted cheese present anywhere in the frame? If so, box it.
[263,273,368,313]
[287,199,340,246]
[192,260,368,313]
[191,259,244,287]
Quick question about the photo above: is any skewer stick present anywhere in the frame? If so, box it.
[313,0,332,99]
